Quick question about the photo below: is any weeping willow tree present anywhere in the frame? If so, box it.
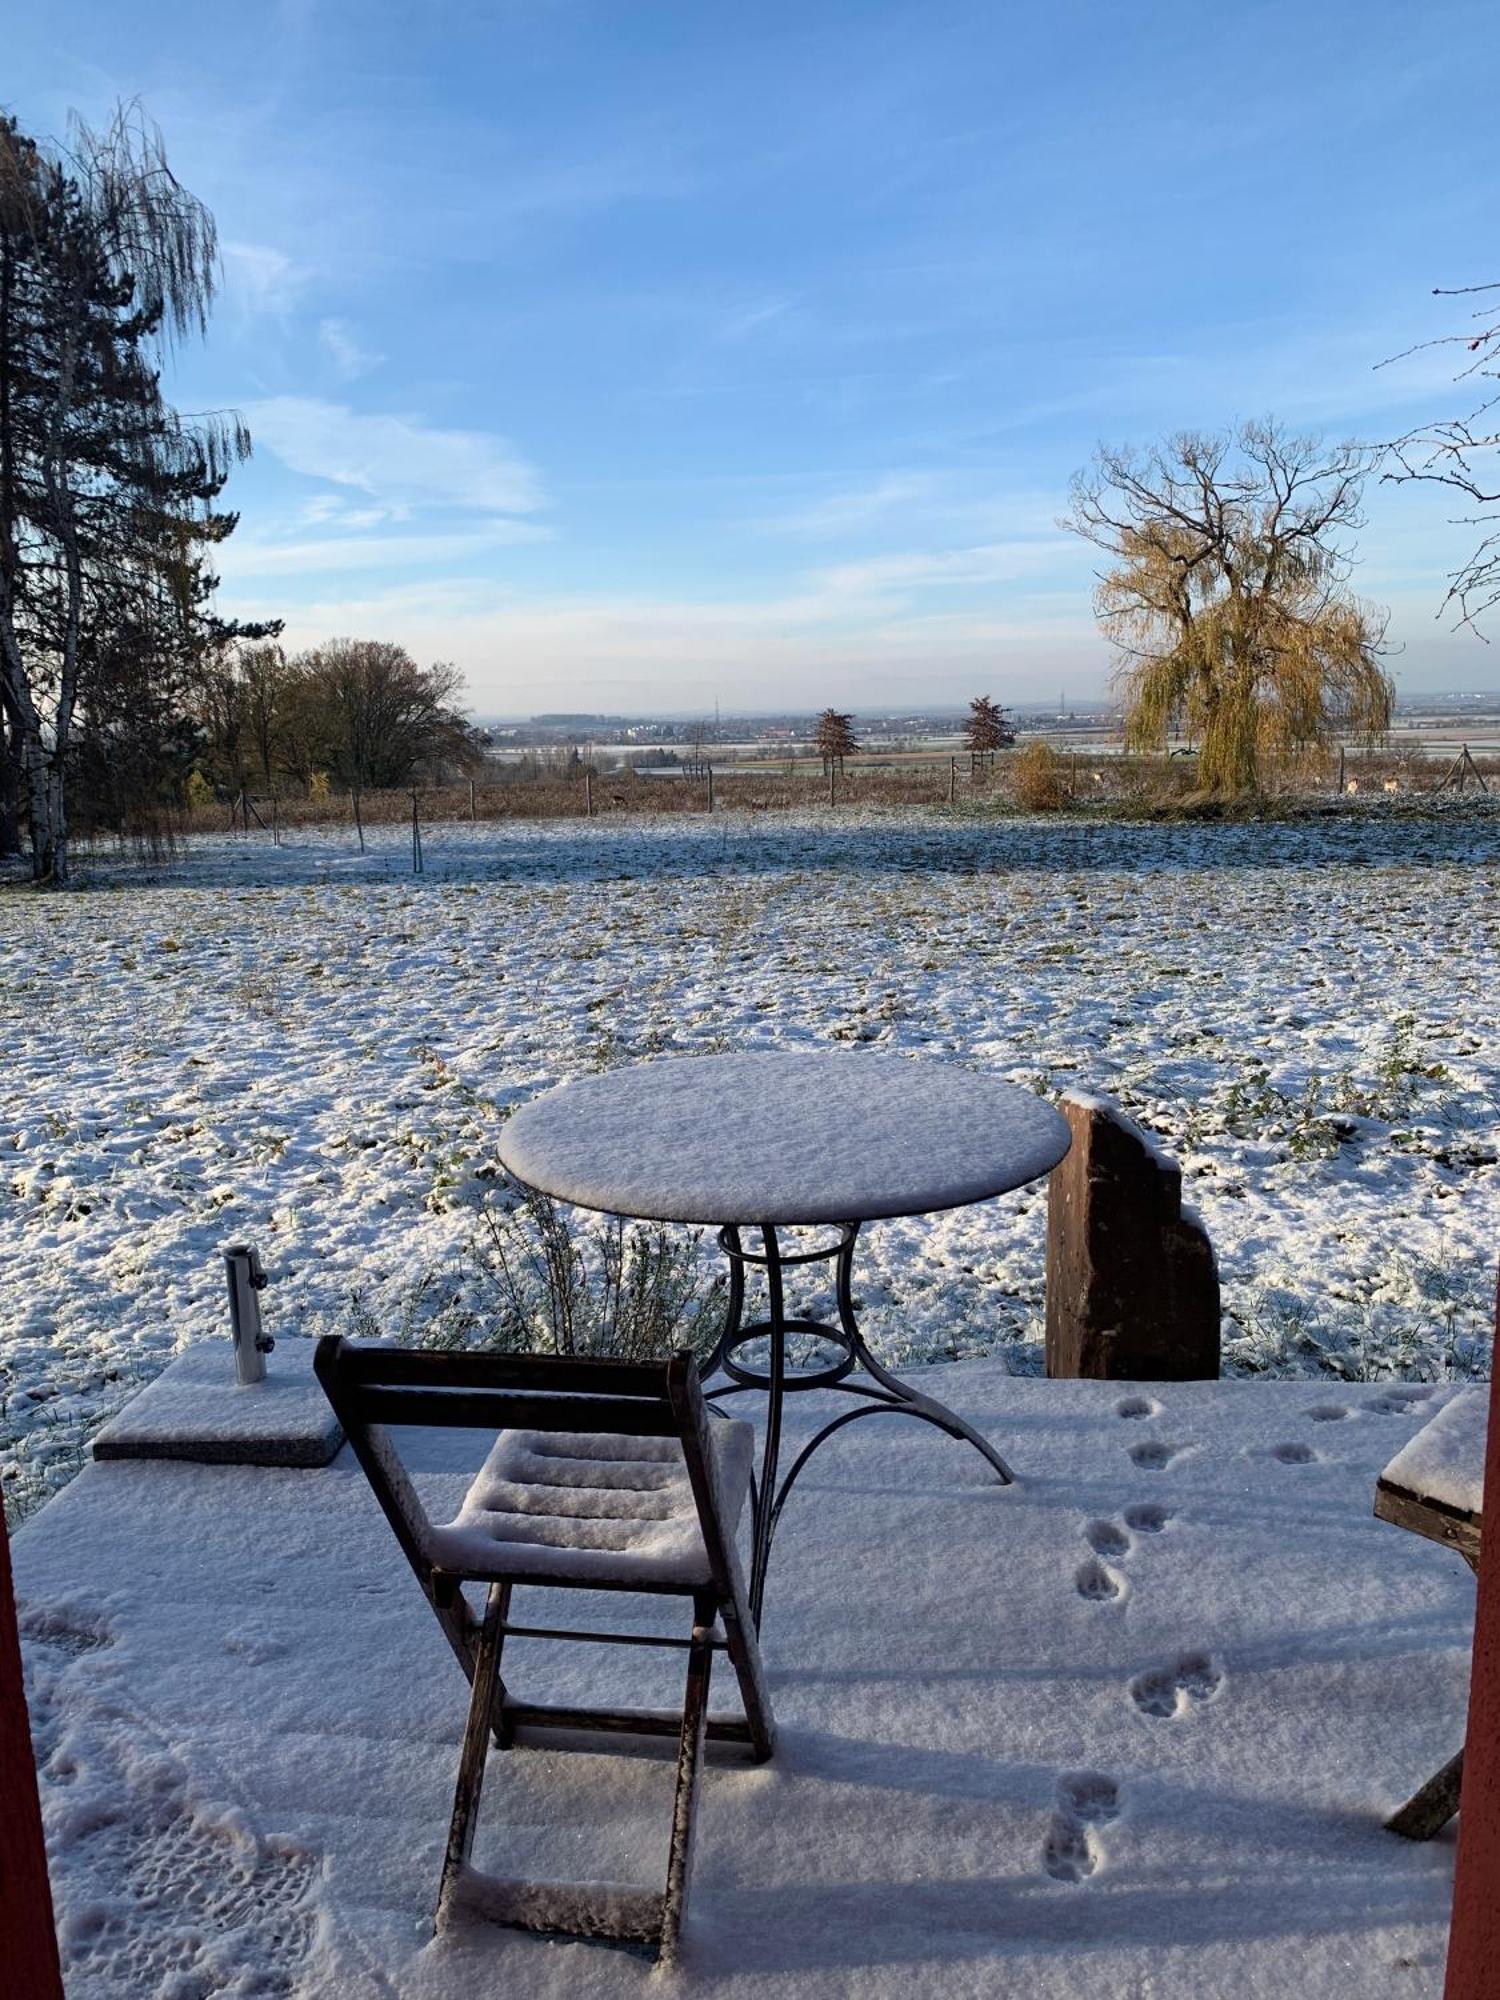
[1065,423,1393,795]
[0,105,271,881]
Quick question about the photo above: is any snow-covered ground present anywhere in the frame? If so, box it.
[12,1364,1475,1997]
[3,806,1497,1516]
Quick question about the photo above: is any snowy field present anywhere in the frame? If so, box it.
[3,805,1498,1516]
[12,1367,1475,1997]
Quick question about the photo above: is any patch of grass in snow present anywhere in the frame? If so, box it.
[1226,1248,1493,1382]
[5,811,1499,1513]
[2,1355,152,1529]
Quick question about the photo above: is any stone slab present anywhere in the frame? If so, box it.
[92,1339,344,1467]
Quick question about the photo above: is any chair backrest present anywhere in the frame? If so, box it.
[313,1337,736,1609]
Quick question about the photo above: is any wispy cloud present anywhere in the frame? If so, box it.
[221,240,306,319]
[815,538,1076,598]
[318,317,383,381]
[215,514,1099,711]
[214,571,1098,710]
[715,298,796,344]
[767,473,939,537]
[222,521,552,579]
[241,397,546,515]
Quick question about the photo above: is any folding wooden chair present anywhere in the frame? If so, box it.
[313,1338,774,1963]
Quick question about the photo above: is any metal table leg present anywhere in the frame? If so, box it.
[704,1219,1015,1625]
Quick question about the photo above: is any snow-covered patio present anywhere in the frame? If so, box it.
[15,1359,1474,1998]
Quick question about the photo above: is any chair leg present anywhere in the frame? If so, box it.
[1387,1748,1465,1840]
[436,1582,509,1926]
[720,1593,775,1761]
[659,1590,715,1966]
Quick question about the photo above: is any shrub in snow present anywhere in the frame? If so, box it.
[344,1183,726,1363]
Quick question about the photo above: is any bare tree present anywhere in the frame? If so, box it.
[814,707,859,776]
[964,694,1014,771]
[1384,283,1500,633]
[1064,421,1392,794]
[237,641,294,785]
[287,640,483,790]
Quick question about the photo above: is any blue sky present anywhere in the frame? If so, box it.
[7,0,1500,714]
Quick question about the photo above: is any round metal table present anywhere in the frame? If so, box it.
[499,1051,1071,1623]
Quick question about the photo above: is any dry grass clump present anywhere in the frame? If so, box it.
[1013,741,1071,811]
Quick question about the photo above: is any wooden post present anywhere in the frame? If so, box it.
[949,756,956,804]
[828,763,836,807]
[469,777,477,821]
[1045,1094,1219,1379]
[707,764,714,813]
[411,791,424,874]
[1443,1280,1500,2000]
[585,768,594,818]
[1336,744,1346,794]
[0,1511,65,1999]
[351,788,365,853]
[271,794,280,846]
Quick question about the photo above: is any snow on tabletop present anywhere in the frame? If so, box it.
[90,1337,344,1466]
[427,1421,754,1586]
[15,1366,1475,1999]
[1382,1387,1488,1519]
[498,1051,1072,1224]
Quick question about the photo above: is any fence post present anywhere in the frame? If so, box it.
[949,755,957,804]
[271,794,280,846]
[585,768,594,818]
[828,763,836,807]
[351,788,365,853]
[707,764,714,813]
[1336,744,1346,794]
[0,1509,65,1999]
[469,778,476,821]
[411,791,424,874]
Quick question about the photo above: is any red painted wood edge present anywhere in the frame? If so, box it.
[1443,1274,1500,2000]
[0,1508,64,1997]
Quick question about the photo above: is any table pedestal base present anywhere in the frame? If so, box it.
[703,1222,1014,1626]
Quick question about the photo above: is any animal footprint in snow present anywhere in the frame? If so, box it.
[1307,1404,1349,1423]
[1042,1771,1121,1883]
[1128,1439,1186,1471]
[1270,1442,1317,1465]
[1086,1519,1131,1559]
[1129,1650,1223,1720]
[1123,1502,1172,1535]
[1075,1556,1125,1603]
[1042,1813,1097,1882]
[1058,1770,1120,1823]
[1116,1395,1159,1420]
[1366,1387,1436,1416]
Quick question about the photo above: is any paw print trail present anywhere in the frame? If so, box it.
[1074,1394,1184,1598]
